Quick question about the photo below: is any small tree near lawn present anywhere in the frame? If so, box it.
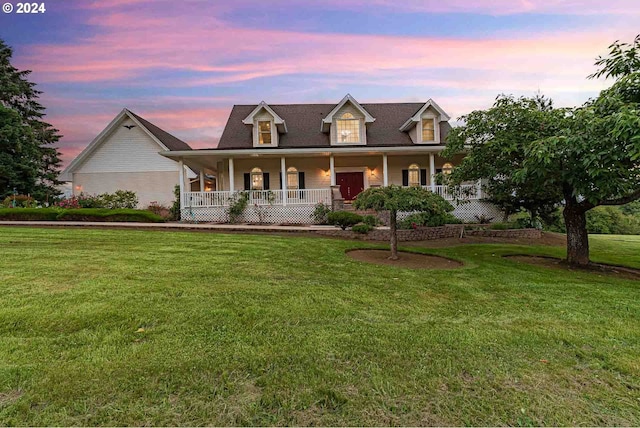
[353,185,453,260]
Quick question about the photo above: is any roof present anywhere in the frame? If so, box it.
[217,102,452,150]
[127,110,192,151]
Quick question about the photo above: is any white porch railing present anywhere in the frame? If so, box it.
[182,188,332,208]
[427,181,482,200]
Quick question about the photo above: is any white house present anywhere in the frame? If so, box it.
[61,109,209,207]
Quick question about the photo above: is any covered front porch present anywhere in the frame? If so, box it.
[162,147,489,223]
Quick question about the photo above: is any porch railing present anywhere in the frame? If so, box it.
[182,188,332,208]
[427,181,482,201]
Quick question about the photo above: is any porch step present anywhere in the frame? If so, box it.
[343,203,377,216]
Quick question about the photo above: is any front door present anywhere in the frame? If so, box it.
[336,172,365,201]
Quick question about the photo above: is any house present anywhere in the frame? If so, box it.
[61,109,211,207]
[161,94,502,223]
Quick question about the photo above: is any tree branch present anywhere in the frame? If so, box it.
[599,188,640,206]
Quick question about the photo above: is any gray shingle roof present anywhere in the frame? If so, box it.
[128,110,192,151]
[216,103,451,150]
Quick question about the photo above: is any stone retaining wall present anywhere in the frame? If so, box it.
[465,228,542,239]
[314,226,541,241]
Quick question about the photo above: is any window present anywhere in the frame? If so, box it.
[258,121,272,145]
[251,167,263,190]
[336,112,360,143]
[287,166,299,189]
[422,118,435,141]
[442,162,453,175]
[408,163,420,187]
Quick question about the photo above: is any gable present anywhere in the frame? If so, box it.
[75,117,180,173]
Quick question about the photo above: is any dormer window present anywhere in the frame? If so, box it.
[258,121,272,145]
[422,118,435,142]
[336,112,360,143]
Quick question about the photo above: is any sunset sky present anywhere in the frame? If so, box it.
[1,0,639,165]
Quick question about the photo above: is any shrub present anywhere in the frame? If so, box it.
[0,208,163,222]
[311,202,331,224]
[99,190,138,209]
[146,203,172,220]
[352,223,373,234]
[0,208,59,221]
[327,211,363,230]
[2,195,36,208]
[398,212,461,230]
[227,192,249,223]
[170,185,181,220]
[362,214,381,227]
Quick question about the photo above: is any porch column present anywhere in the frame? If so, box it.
[178,158,184,210]
[199,170,205,192]
[228,157,235,192]
[382,154,388,186]
[329,155,335,186]
[429,153,436,191]
[280,156,287,206]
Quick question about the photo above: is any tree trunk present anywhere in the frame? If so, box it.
[563,203,590,267]
[389,209,398,260]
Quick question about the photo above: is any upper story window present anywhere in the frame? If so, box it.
[287,167,299,189]
[251,167,264,190]
[258,121,272,145]
[336,112,360,143]
[408,164,420,187]
[422,118,435,142]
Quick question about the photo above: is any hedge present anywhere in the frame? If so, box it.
[0,208,165,223]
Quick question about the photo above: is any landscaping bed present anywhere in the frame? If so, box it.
[346,249,464,269]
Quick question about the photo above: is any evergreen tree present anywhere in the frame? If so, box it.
[0,39,63,202]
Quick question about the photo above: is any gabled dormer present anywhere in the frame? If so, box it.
[399,99,451,145]
[242,101,287,147]
[321,94,375,146]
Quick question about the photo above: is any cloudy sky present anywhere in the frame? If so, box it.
[1,0,639,165]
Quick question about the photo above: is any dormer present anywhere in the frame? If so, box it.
[242,101,287,147]
[399,99,451,145]
[321,94,375,146]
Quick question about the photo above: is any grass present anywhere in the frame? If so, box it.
[0,227,638,426]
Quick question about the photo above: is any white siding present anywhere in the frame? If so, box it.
[75,118,179,173]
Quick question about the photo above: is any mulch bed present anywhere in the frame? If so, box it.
[504,255,640,281]
[347,249,464,270]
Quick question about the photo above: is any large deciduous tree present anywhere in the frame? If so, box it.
[443,95,564,224]
[353,185,453,260]
[0,39,63,202]
[445,35,640,267]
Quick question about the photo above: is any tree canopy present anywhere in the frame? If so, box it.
[0,39,63,202]
[354,185,453,260]
[444,35,640,266]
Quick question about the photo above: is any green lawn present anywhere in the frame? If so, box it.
[0,227,639,426]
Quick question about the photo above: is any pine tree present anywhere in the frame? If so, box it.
[0,39,63,203]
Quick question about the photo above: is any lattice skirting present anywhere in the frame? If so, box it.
[182,200,503,224]
[181,205,317,224]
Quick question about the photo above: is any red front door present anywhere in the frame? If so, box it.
[336,172,365,201]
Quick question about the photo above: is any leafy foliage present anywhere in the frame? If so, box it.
[56,191,138,209]
[311,202,332,224]
[2,194,36,208]
[398,212,461,230]
[361,214,381,227]
[351,223,373,234]
[0,208,164,222]
[226,191,249,223]
[442,95,563,222]
[327,211,363,230]
[444,35,640,265]
[0,40,63,202]
[170,185,181,220]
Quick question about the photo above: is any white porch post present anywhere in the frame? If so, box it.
[382,154,388,186]
[280,156,287,206]
[429,153,436,191]
[329,155,335,186]
[228,157,235,192]
[178,158,184,210]
[199,170,205,191]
